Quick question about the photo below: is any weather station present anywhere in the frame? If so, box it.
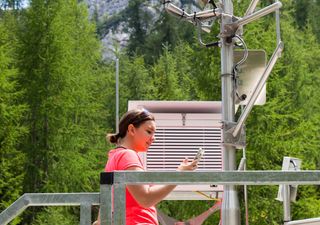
[1,0,320,225]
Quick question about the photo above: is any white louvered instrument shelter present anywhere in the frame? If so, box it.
[128,101,224,200]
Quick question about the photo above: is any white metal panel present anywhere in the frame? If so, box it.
[128,100,222,113]
[146,127,222,171]
[234,50,267,105]
[153,113,222,127]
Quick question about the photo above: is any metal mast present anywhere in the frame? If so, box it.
[163,0,283,224]
[220,0,240,224]
[116,57,119,133]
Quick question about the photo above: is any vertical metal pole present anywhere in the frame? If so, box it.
[275,0,281,45]
[116,57,119,133]
[283,185,291,224]
[113,183,126,225]
[80,203,92,225]
[100,184,112,225]
[220,0,240,224]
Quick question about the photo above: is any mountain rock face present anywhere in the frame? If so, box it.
[84,0,198,60]
[85,0,128,19]
[84,0,130,59]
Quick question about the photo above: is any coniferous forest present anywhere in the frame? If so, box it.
[0,0,320,224]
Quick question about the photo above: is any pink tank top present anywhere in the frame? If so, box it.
[105,147,158,225]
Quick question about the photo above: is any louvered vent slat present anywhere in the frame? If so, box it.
[146,127,222,171]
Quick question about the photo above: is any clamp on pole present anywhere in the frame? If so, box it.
[221,1,282,38]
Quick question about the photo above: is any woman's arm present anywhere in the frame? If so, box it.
[92,211,100,225]
[126,158,198,208]
[92,158,198,223]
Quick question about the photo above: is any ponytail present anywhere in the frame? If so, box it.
[107,133,119,144]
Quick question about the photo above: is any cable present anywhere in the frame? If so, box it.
[196,18,220,48]
[233,34,248,102]
[193,191,221,201]
[233,34,248,72]
[162,0,171,4]
[180,8,185,18]
[209,0,217,9]
[236,105,250,225]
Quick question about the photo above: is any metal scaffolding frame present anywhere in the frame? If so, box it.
[1,1,319,225]
[99,170,320,225]
[0,193,99,225]
[162,0,284,223]
[1,171,320,225]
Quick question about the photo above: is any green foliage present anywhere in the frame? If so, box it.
[142,12,196,65]
[125,0,151,57]
[242,186,283,225]
[14,0,108,222]
[1,0,320,224]
[309,0,320,42]
[124,0,198,65]
[189,43,221,100]
[159,200,221,224]
[0,12,27,225]
[293,0,320,42]
[152,46,185,100]
[120,55,154,102]
[242,0,320,223]
[32,207,78,225]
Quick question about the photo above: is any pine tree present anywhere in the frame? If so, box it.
[120,55,154,102]
[307,0,320,42]
[17,0,106,222]
[152,46,185,100]
[142,12,196,65]
[125,0,151,57]
[0,12,27,224]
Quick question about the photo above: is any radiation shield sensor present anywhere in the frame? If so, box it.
[234,50,267,106]
[276,156,302,202]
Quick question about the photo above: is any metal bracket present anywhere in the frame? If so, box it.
[100,172,114,185]
[220,15,239,38]
[220,1,282,38]
[223,121,246,149]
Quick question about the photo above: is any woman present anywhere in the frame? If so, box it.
[93,109,199,225]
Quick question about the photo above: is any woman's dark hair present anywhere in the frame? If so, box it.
[107,109,155,144]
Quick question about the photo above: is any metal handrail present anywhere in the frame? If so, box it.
[0,193,99,225]
[2,171,320,225]
[99,170,320,225]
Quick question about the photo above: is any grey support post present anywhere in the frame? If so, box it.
[220,0,241,225]
[100,173,113,225]
[80,203,92,225]
[113,182,126,225]
[283,185,291,224]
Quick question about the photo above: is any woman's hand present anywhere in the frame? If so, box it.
[177,158,198,171]
[92,221,99,225]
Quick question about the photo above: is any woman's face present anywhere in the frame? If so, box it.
[132,120,156,152]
